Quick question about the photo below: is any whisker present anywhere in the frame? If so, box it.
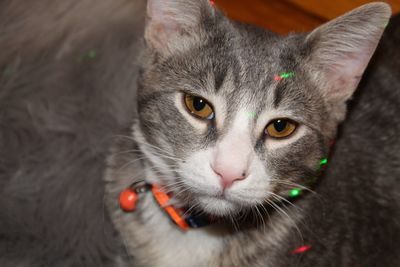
[228,212,240,233]
[269,192,303,213]
[254,205,267,233]
[265,199,304,244]
[270,179,318,195]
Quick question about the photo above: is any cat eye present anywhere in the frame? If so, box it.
[265,119,297,139]
[183,93,214,120]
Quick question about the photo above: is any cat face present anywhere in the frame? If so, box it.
[134,0,390,216]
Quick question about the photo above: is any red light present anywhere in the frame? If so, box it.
[291,245,312,255]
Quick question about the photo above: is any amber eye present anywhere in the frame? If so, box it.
[184,94,214,120]
[265,119,297,138]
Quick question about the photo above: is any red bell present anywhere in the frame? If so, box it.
[119,188,138,212]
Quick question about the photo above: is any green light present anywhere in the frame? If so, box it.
[77,50,98,63]
[280,72,295,79]
[247,112,256,118]
[289,188,302,198]
[3,66,12,76]
[88,50,97,59]
[319,158,328,166]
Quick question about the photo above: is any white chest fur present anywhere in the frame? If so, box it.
[116,194,224,267]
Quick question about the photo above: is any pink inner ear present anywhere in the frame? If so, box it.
[151,21,180,39]
[326,71,361,101]
[145,0,203,54]
[147,0,166,19]
[145,0,184,53]
[326,47,375,101]
[147,0,181,29]
[306,3,391,102]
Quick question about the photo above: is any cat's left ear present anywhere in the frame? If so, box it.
[145,0,214,56]
[305,3,391,103]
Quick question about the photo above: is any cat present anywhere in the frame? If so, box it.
[0,0,399,266]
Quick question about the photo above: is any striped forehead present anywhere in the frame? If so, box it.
[194,60,279,130]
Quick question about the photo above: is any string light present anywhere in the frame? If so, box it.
[289,157,328,198]
[288,156,332,256]
[319,158,328,166]
[77,49,98,63]
[274,71,295,81]
[2,66,12,76]
[87,50,97,59]
[246,111,256,118]
[291,245,312,255]
[289,188,302,198]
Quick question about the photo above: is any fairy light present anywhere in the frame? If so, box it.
[274,71,295,81]
[246,111,256,118]
[287,147,334,255]
[88,49,97,59]
[3,66,12,76]
[280,72,295,78]
[77,49,98,63]
[289,188,302,198]
[291,245,312,255]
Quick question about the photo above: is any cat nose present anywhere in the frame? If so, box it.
[212,165,247,188]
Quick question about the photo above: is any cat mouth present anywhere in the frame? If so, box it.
[196,194,242,216]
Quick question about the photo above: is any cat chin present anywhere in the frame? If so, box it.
[197,195,241,216]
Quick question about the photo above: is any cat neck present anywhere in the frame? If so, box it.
[121,172,226,266]
[110,162,298,267]
[120,181,213,230]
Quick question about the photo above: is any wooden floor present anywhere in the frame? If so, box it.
[215,0,400,34]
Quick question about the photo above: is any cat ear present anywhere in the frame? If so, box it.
[145,0,213,56]
[305,3,391,103]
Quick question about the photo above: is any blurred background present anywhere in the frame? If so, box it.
[215,0,400,34]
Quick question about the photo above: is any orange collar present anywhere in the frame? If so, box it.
[119,183,210,231]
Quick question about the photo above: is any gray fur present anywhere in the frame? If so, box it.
[0,0,146,266]
[1,0,399,267]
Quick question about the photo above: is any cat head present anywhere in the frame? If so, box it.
[134,0,391,216]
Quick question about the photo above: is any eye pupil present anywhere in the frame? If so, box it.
[266,118,297,138]
[184,94,214,120]
[274,120,287,132]
[193,97,206,111]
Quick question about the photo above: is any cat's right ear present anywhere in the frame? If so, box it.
[305,3,391,104]
[145,0,214,56]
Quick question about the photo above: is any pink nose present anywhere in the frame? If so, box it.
[212,165,247,188]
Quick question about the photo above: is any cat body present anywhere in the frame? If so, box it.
[0,0,146,266]
[0,0,399,266]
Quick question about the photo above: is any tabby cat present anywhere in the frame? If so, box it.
[0,0,399,266]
